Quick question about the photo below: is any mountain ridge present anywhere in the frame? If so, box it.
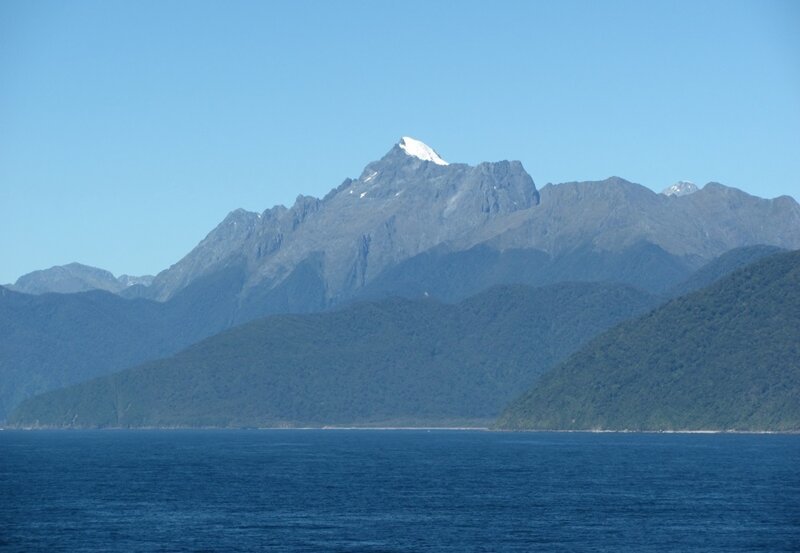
[8,281,659,428]
[140,154,800,315]
[98,139,798,336]
[7,263,153,295]
[143,139,541,303]
[3,137,799,420]
[496,249,800,431]
[9,139,799,304]
[13,249,799,429]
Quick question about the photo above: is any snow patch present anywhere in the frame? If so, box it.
[398,136,448,165]
[360,191,367,199]
[662,181,699,197]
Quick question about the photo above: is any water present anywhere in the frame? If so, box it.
[1,430,798,552]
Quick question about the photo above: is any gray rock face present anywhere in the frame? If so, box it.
[141,139,800,314]
[9,263,154,295]
[16,139,800,309]
[145,139,540,302]
[478,178,800,260]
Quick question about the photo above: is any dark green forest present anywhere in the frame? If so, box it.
[497,250,800,431]
[9,282,656,427]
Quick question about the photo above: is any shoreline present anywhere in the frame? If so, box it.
[2,425,797,434]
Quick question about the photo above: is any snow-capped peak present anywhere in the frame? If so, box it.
[398,136,449,166]
[662,181,698,197]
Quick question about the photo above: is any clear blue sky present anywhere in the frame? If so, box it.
[2,0,799,283]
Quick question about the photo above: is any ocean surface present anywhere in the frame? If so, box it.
[1,430,798,552]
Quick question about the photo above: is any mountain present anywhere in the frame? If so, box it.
[496,249,800,431]
[354,242,691,304]
[143,137,541,304]
[7,263,153,295]
[3,138,800,421]
[1,243,783,423]
[0,286,169,419]
[130,138,800,320]
[0,277,258,421]
[662,181,698,197]
[8,282,658,428]
[667,244,785,297]
[117,274,155,288]
[10,139,800,315]
[479,179,799,262]
[354,242,789,309]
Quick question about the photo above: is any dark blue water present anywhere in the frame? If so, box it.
[1,430,798,552]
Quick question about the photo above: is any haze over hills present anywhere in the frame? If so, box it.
[6,263,153,295]
[0,285,234,420]
[1,244,785,423]
[11,248,800,429]
[666,244,785,297]
[8,282,659,428]
[497,249,800,432]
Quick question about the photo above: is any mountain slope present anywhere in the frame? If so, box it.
[145,139,540,303]
[8,282,658,428]
[354,242,695,304]
[0,275,256,421]
[1,243,794,423]
[9,140,799,319]
[479,178,800,260]
[3,137,799,421]
[136,139,800,318]
[7,263,153,295]
[667,244,784,297]
[496,250,800,431]
[0,287,174,419]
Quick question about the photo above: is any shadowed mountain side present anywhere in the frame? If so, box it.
[667,244,785,297]
[9,283,659,428]
[1,244,793,422]
[0,288,172,420]
[496,249,800,431]
[0,264,248,422]
[353,242,696,304]
[235,254,328,322]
